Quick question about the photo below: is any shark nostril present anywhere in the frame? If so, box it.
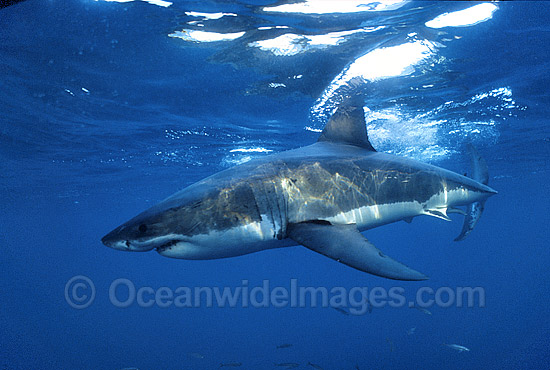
[125,240,131,248]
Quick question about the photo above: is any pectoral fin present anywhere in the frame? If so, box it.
[287,222,428,281]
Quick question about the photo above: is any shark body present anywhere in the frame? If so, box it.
[102,105,496,280]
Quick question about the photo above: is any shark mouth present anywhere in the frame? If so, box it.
[122,234,187,252]
[155,239,183,253]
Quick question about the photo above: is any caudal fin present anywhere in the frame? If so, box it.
[455,145,490,241]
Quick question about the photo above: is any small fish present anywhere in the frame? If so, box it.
[308,362,323,369]
[275,362,300,368]
[386,338,394,353]
[444,344,470,352]
[220,362,242,367]
[276,343,293,349]
[332,306,350,316]
[412,306,432,315]
[407,327,416,335]
[187,352,205,359]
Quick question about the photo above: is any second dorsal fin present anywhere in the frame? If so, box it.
[317,105,376,151]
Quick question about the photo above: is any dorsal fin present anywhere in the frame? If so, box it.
[317,105,376,151]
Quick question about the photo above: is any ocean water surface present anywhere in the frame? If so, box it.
[1,1,549,369]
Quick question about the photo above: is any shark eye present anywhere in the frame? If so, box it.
[138,224,148,233]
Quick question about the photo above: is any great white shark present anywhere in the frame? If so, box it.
[102,105,496,280]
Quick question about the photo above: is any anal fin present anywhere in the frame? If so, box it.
[287,222,428,281]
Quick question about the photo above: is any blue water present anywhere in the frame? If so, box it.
[1,1,550,369]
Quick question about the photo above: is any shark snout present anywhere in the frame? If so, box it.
[101,224,182,253]
[101,229,130,251]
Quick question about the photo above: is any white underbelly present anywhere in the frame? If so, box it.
[325,201,424,230]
